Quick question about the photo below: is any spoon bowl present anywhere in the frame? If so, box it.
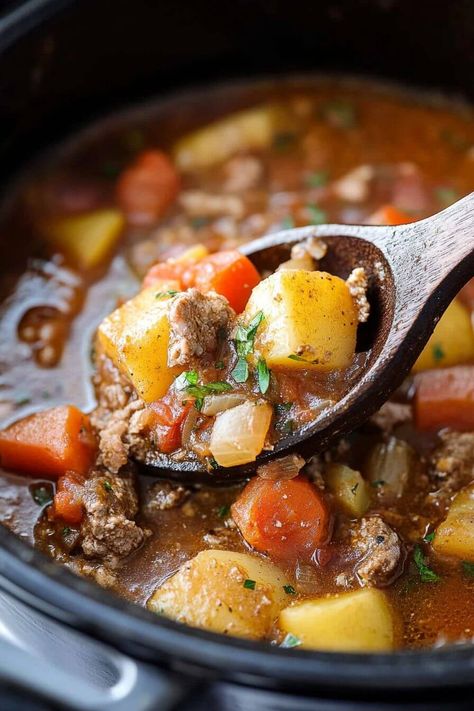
[139,193,474,483]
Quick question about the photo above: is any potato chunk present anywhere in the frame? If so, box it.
[210,400,273,467]
[242,270,358,371]
[413,299,474,372]
[433,483,474,561]
[41,209,124,269]
[173,105,285,170]
[147,549,291,639]
[325,463,371,517]
[97,287,182,403]
[279,588,395,652]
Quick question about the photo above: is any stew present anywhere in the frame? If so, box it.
[0,78,473,652]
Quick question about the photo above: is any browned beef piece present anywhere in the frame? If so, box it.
[431,431,474,491]
[352,516,402,587]
[168,288,234,367]
[80,470,146,565]
[370,402,412,433]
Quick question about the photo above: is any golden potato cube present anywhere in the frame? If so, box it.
[243,270,358,371]
[210,400,273,467]
[41,209,124,269]
[98,286,182,403]
[174,105,285,170]
[174,244,209,263]
[279,588,395,652]
[433,483,474,561]
[148,549,292,639]
[413,299,474,372]
[325,463,371,517]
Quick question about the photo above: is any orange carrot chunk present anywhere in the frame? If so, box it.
[117,149,180,226]
[368,205,416,226]
[191,251,261,313]
[0,405,96,479]
[414,366,474,431]
[232,475,330,559]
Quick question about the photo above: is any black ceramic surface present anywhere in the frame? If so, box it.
[0,1,474,708]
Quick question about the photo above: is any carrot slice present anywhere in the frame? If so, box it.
[54,471,85,524]
[0,405,96,479]
[190,251,261,312]
[117,149,180,226]
[368,205,416,226]
[232,475,330,559]
[414,366,474,431]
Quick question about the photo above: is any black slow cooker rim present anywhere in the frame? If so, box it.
[1,525,474,693]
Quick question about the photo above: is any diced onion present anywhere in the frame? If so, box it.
[210,401,273,467]
[201,393,247,416]
[257,453,305,481]
[365,437,414,500]
[181,408,199,449]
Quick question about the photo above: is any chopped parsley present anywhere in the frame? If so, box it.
[371,480,386,488]
[217,504,230,518]
[280,215,295,230]
[62,527,72,537]
[423,531,435,544]
[413,544,441,583]
[351,483,359,496]
[257,357,270,394]
[215,360,225,370]
[321,100,357,129]
[432,343,445,363]
[103,480,113,493]
[155,290,178,299]
[275,402,292,417]
[280,633,302,648]
[288,353,319,365]
[176,370,232,410]
[462,561,474,579]
[14,392,32,406]
[30,484,53,507]
[243,579,256,590]
[273,132,297,152]
[283,585,296,595]
[305,171,328,188]
[306,203,327,225]
[231,311,265,383]
[208,457,219,470]
[279,419,295,436]
[435,186,459,207]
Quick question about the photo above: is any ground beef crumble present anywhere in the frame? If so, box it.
[352,516,402,587]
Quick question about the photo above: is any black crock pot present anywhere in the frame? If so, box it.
[0,1,474,708]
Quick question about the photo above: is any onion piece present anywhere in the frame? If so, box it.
[257,453,305,481]
[210,401,273,467]
[201,393,246,416]
[180,407,199,449]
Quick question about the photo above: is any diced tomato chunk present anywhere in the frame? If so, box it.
[368,205,416,226]
[117,149,180,226]
[0,405,96,479]
[149,394,193,454]
[53,471,85,524]
[232,475,331,559]
[190,251,261,312]
[414,366,474,431]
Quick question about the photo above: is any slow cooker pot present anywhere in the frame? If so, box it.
[0,1,474,708]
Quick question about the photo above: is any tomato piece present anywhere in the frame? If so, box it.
[190,251,261,313]
[232,476,331,559]
[53,471,85,524]
[150,395,193,454]
[0,405,96,479]
[368,205,416,226]
[414,365,474,431]
[117,149,180,226]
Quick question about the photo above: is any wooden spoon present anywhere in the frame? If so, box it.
[140,193,474,482]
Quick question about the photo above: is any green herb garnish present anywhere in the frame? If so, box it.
[243,579,256,590]
[413,544,441,583]
[306,204,327,225]
[62,527,72,537]
[218,505,230,518]
[257,357,270,394]
[321,100,357,129]
[351,483,359,496]
[176,371,232,410]
[31,485,53,507]
[215,360,225,370]
[432,343,445,363]
[208,457,219,470]
[435,186,459,207]
[462,561,474,578]
[279,419,295,436]
[275,402,292,417]
[305,171,329,188]
[423,531,435,544]
[288,353,319,365]
[14,392,32,406]
[280,216,295,230]
[371,480,386,488]
[103,480,113,493]
[155,290,178,300]
[280,633,302,648]
[283,585,296,595]
[231,311,265,383]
